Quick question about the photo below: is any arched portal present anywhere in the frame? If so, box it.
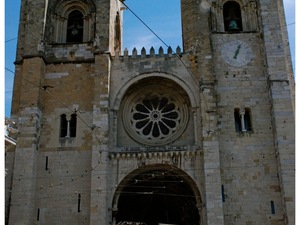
[113,165,202,225]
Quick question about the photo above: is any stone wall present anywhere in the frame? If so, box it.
[6,0,294,224]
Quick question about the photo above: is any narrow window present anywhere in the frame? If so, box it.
[67,10,84,43]
[115,13,121,51]
[45,156,49,170]
[60,114,68,137]
[234,108,242,132]
[70,114,77,137]
[270,201,275,214]
[37,208,40,221]
[221,185,225,202]
[223,1,243,32]
[244,108,252,131]
[234,108,252,132]
[77,194,81,212]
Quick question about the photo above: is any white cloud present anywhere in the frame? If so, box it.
[123,33,160,53]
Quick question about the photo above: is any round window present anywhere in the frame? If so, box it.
[122,86,189,146]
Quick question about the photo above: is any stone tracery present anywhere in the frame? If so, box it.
[122,85,189,146]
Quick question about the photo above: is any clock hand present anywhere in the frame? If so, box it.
[233,44,241,59]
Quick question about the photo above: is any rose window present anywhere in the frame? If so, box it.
[122,86,189,146]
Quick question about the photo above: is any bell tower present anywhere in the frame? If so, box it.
[6,0,294,225]
[10,0,123,224]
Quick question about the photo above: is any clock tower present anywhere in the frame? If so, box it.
[6,0,294,225]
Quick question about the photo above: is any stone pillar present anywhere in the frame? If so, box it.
[90,53,111,224]
[9,57,45,224]
[201,86,224,225]
[190,0,225,223]
[259,1,295,224]
[9,109,41,225]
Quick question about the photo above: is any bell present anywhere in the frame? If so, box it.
[228,20,240,31]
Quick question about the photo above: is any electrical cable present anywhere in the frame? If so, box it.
[5,69,106,152]
[4,18,293,225]
[5,2,294,208]
[120,0,202,88]
[43,88,93,133]
[7,156,276,199]
[120,0,214,137]
[119,0,295,138]
[5,37,18,43]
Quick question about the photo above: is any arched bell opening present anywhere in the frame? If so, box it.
[66,10,84,43]
[223,1,243,32]
[50,0,96,44]
[112,165,202,225]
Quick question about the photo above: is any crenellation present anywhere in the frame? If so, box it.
[6,0,294,225]
[149,46,155,56]
[141,47,146,58]
[119,46,182,59]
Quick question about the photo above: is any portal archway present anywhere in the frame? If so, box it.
[113,165,202,225]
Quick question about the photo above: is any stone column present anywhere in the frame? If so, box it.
[90,53,111,225]
[259,1,295,224]
[9,57,45,224]
[194,1,225,223]
[201,85,224,225]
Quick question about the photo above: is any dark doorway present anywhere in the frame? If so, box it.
[115,168,200,225]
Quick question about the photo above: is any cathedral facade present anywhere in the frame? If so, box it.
[5,0,295,225]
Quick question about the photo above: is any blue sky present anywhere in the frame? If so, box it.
[4,0,296,117]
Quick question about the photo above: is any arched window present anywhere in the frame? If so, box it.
[210,1,258,32]
[52,0,96,43]
[234,108,242,132]
[234,108,252,132]
[244,108,252,131]
[69,114,77,137]
[223,1,243,32]
[60,113,77,138]
[60,114,68,137]
[67,10,84,43]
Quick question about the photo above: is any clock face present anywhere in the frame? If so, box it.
[222,40,253,67]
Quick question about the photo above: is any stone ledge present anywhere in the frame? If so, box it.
[109,145,201,160]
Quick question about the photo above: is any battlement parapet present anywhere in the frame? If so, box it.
[116,46,182,60]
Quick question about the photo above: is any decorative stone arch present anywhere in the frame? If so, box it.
[112,72,199,111]
[210,0,258,32]
[112,164,203,225]
[51,0,96,43]
[112,73,200,146]
[222,0,247,8]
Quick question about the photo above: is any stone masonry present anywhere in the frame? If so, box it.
[6,0,294,225]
